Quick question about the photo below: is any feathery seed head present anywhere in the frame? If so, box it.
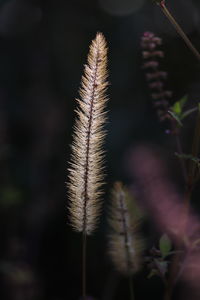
[67,32,109,235]
[108,182,143,275]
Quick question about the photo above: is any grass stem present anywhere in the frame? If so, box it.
[158,2,200,61]
[175,134,187,183]
[82,232,87,300]
[129,275,134,300]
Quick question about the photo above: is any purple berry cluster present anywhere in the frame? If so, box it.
[141,32,173,125]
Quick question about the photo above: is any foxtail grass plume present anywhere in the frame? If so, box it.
[108,182,143,275]
[68,33,108,235]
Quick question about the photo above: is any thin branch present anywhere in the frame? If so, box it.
[157,1,200,61]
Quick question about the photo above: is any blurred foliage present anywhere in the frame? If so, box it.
[159,234,172,259]
[0,186,23,209]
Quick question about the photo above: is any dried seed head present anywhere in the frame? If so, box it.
[67,32,109,235]
[108,182,144,275]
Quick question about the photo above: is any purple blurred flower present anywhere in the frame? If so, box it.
[141,31,173,129]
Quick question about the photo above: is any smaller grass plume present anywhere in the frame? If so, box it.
[108,182,144,275]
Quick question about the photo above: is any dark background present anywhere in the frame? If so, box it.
[0,0,200,299]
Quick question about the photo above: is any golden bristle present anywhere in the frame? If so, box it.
[67,33,109,235]
[108,182,143,275]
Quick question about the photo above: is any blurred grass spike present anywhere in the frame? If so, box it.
[108,182,144,276]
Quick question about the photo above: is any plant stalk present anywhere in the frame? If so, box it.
[129,275,134,300]
[158,2,200,62]
[189,111,200,183]
[175,133,187,183]
[82,232,87,300]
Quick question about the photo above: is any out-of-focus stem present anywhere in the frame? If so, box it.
[175,133,187,183]
[82,232,87,300]
[129,275,134,300]
[158,2,200,62]
[189,111,200,183]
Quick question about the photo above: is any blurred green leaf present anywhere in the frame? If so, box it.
[147,269,158,279]
[170,96,199,125]
[171,95,188,116]
[159,234,172,258]
[172,102,181,116]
